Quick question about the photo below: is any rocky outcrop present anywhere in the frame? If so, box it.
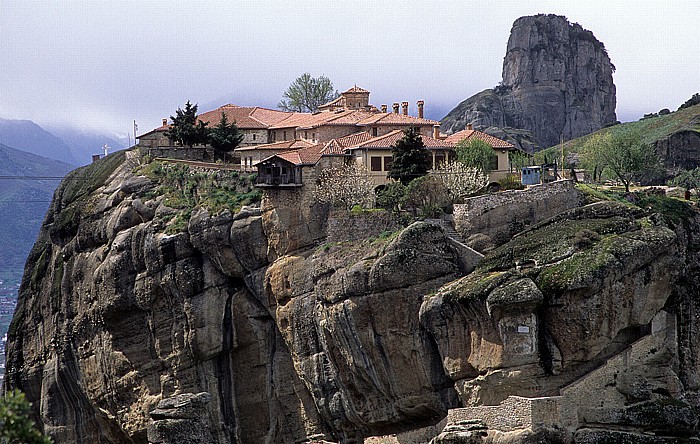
[441,14,617,149]
[655,128,700,170]
[6,152,700,443]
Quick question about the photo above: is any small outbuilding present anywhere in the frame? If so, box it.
[256,156,303,187]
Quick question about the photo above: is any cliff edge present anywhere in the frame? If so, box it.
[5,152,700,443]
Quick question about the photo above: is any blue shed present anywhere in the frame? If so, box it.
[521,166,541,185]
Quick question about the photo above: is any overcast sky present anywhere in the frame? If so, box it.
[1,0,698,139]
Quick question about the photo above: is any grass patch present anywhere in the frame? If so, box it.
[139,161,261,233]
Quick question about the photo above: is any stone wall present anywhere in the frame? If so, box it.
[145,145,215,162]
[446,396,565,433]
[326,210,403,244]
[454,180,582,246]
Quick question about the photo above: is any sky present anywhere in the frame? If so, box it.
[0,0,698,139]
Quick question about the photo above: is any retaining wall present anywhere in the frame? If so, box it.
[454,180,583,247]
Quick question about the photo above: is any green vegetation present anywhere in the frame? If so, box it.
[208,111,244,160]
[140,161,260,233]
[165,101,210,148]
[52,151,126,240]
[668,167,700,191]
[579,129,662,192]
[0,390,51,444]
[278,73,339,112]
[678,93,700,111]
[389,128,429,185]
[456,138,498,175]
[537,103,700,167]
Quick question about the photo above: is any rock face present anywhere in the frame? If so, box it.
[5,153,700,443]
[441,14,617,149]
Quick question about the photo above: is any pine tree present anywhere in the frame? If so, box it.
[166,101,209,148]
[208,112,244,161]
[388,128,429,185]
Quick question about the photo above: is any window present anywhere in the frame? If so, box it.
[370,156,382,171]
[383,156,393,171]
[305,131,308,139]
[283,131,287,141]
[281,166,288,175]
[435,152,445,167]
[252,134,257,141]
[312,132,316,141]
[372,127,378,137]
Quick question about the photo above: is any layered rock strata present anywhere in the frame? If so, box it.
[441,14,617,149]
[5,153,700,443]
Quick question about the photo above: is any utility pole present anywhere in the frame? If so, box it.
[133,120,139,147]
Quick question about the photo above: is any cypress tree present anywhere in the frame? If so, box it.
[388,128,429,185]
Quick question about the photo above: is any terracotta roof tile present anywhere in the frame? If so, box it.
[322,132,373,155]
[356,112,439,126]
[444,129,514,149]
[235,139,314,152]
[343,85,370,93]
[196,104,293,129]
[352,130,453,150]
[274,143,325,165]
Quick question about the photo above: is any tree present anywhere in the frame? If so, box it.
[455,138,497,175]
[208,112,244,161]
[404,175,451,218]
[166,101,209,147]
[581,130,661,192]
[678,93,700,111]
[432,161,488,201]
[0,389,51,444]
[376,182,408,213]
[278,73,339,112]
[669,167,700,191]
[388,128,429,185]
[314,162,375,210]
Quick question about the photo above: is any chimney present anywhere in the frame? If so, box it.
[392,102,400,114]
[433,124,440,139]
[467,123,473,130]
[401,101,409,116]
[162,118,168,126]
[417,100,424,119]
[381,104,388,113]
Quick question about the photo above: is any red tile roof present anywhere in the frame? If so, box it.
[352,130,453,150]
[444,129,514,149]
[271,143,326,165]
[197,104,292,129]
[271,109,438,131]
[343,85,370,94]
[322,132,373,155]
[356,112,439,126]
[235,139,314,152]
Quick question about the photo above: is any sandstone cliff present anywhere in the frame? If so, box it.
[5,152,700,443]
[441,14,617,149]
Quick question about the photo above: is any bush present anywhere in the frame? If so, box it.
[0,390,51,444]
[405,175,451,218]
[499,174,525,190]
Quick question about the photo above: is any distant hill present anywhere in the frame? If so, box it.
[0,118,78,165]
[538,103,700,170]
[44,125,127,166]
[0,143,73,269]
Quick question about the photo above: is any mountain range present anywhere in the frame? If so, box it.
[0,142,73,269]
[0,118,126,166]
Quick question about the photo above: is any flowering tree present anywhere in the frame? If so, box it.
[432,161,488,200]
[315,162,375,209]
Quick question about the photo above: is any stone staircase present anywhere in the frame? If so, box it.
[426,215,467,246]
